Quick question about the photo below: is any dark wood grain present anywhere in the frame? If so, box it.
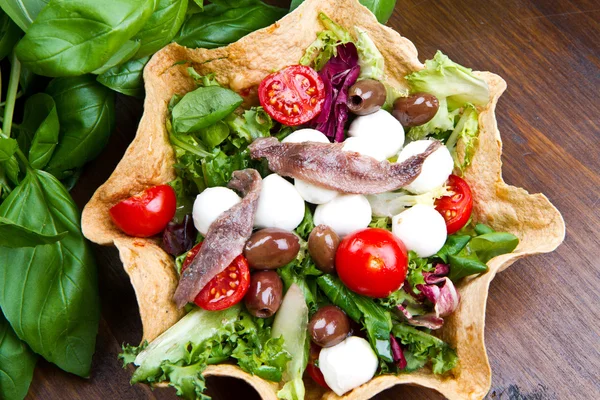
[26,0,600,399]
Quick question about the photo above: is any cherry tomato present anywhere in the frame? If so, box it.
[336,228,408,298]
[435,175,473,234]
[258,65,325,126]
[109,185,176,237]
[182,243,251,311]
[306,343,329,389]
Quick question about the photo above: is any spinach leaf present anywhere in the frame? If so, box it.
[0,0,48,31]
[45,75,115,179]
[199,120,229,149]
[171,85,242,133]
[15,0,155,76]
[474,223,494,235]
[133,0,188,58]
[0,169,100,377]
[91,40,140,75]
[468,232,519,263]
[0,137,17,161]
[0,9,21,60]
[447,253,488,282]
[18,93,60,169]
[435,234,470,263]
[174,2,286,49]
[97,56,150,98]
[0,215,66,247]
[0,311,37,400]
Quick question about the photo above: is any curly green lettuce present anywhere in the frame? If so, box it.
[445,103,479,172]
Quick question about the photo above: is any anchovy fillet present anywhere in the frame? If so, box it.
[249,137,441,194]
[173,169,262,308]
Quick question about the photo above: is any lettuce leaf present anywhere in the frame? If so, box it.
[445,103,479,172]
[406,97,459,142]
[405,51,490,110]
[355,27,384,81]
[367,186,450,218]
[294,205,315,241]
[392,323,458,374]
[406,251,435,293]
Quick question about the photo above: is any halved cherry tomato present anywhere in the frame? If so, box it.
[336,228,408,298]
[258,65,325,126]
[435,175,473,234]
[182,243,251,311]
[109,185,176,237]
[306,343,329,389]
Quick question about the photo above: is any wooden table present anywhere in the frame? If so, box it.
[26,0,600,399]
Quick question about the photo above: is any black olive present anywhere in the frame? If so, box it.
[392,93,439,127]
[347,79,387,116]
[244,271,283,318]
[308,305,351,347]
[244,228,300,269]
[307,225,340,274]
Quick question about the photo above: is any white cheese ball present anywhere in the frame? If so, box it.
[342,137,387,161]
[314,194,371,237]
[254,174,305,231]
[192,187,241,236]
[392,204,447,257]
[283,128,339,204]
[348,109,405,159]
[319,336,378,396]
[397,139,453,194]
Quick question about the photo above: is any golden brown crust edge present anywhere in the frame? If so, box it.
[81,0,565,398]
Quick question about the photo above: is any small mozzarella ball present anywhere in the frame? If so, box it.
[392,204,447,257]
[282,128,330,144]
[396,139,453,194]
[193,187,241,236]
[254,174,305,231]
[295,179,338,205]
[283,128,338,204]
[348,109,405,159]
[342,137,387,161]
[314,194,371,237]
[319,336,378,396]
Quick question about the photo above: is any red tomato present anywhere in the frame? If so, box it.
[435,175,473,234]
[182,243,251,311]
[258,65,325,126]
[109,185,176,237]
[306,343,329,389]
[336,228,408,298]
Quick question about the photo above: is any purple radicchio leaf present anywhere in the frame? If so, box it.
[396,304,445,330]
[417,277,460,318]
[390,334,407,370]
[313,43,360,142]
[423,263,450,284]
[162,214,196,256]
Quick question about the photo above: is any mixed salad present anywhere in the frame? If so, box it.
[109,14,519,400]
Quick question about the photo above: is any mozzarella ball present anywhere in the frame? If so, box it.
[397,139,453,194]
[342,137,387,161]
[319,336,378,396]
[193,187,241,236]
[282,128,329,144]
[392,204,447,257]
[254,174,305,231]
[314,194,371,237]
[348,109,405,159]
[294,179,338,205]
[283,128,339,204]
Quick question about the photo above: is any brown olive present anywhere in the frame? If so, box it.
[244,228,300,269]
[347,79,387,116]
[308,305,351,347]
[244,271,283,318]
[392,93,439,127]
[308,225,340,274]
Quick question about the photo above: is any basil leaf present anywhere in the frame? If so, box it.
[15,0,155,76]
[133,0,188,58]
[0,9,22,60]
[0,137,17,162]
[174,2,286,49]
[1,155,19,184]
[0,312,37,400]
[468,232,519,263]
[0,0,49,32]
[0,169,100,377]
[45,75,115,179]
[91,40,140,75]
[97,56,150,98]
[435,234,470,263]
[172,85,242,133]
[289,0,303,12]
[18,93,60,169]
[316,275,362,322]
[0,215,66,247]
[447,253,488,282]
